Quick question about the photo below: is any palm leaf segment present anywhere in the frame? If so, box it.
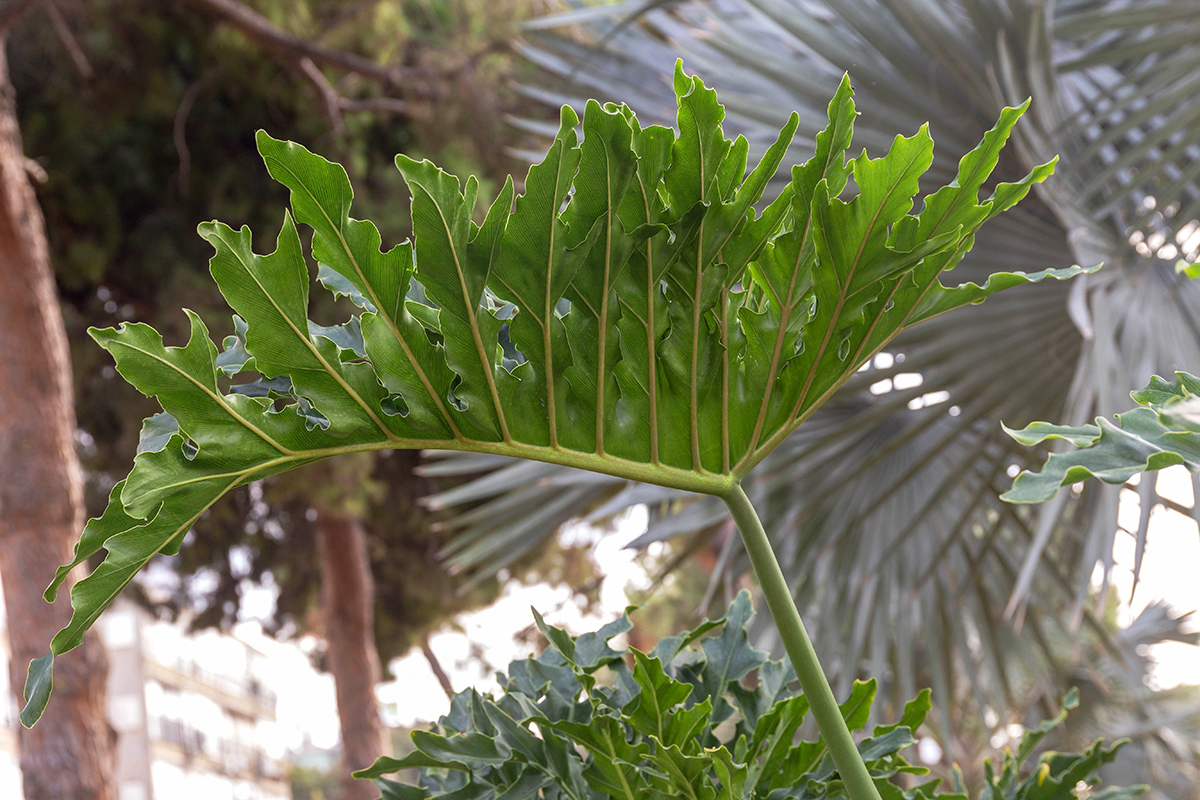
[22,63,1083,726]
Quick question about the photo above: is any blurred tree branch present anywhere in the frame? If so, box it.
[44,1,92,79]
[183,0,514,128]
[184,0,418,87]
[295,54,418,133]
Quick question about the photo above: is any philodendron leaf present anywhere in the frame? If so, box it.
[698,589,767,722]
[25,60,1092,725]
[1003,371,1200,503]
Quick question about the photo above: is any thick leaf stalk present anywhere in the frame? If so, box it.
[23,61,1093,726]
[724,484,882,800]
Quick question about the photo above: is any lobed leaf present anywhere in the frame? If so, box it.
[1004,372,1200,503]
[26,62,1092,725]
[355,594,1139,800]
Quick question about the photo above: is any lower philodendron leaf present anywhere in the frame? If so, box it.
[1003,371,1200,503]
[355,592,1145,800]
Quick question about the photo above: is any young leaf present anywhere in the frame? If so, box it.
[698,589,767,721]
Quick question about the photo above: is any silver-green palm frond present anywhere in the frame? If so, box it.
[427,0,1200,742]
[1075,602,1200,796]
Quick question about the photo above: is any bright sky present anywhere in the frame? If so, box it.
[240,471,1200,751]
[1112,466,1200,688]
[379,505,655,729]
[245,506,654,748]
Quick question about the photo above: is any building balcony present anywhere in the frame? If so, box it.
[152,717,285,781]
[143,658,277,722]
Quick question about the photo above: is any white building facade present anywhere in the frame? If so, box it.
[1,591,290,800]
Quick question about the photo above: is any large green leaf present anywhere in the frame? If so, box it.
[23,61,1085,726]
[436,1,1200,754]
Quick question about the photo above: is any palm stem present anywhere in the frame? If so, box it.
[723,483,881,800]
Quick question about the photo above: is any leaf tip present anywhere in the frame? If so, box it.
[195,218,232,241]
[559,103,579,132]
[254,129,278,152]
[672,57,687,91]
[394,152,421,174]
[86,325,116,345]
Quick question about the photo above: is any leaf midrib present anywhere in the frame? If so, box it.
[789,144,931,424]
[414,183,512,443]
[688,100,712,473]
[602,728,638,800]
[636,170,661,464]
[263,155,464,440]
[742,210,818,465]
[596,145,615,454]
[843,145,1010,374]
[213,228,399,444]
[737,146,940,475]
[107,338,295,456]
[743,113,850,458]
[545,146,568,449]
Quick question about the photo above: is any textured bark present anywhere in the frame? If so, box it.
[316,511,389,800]
[0,36,116,800]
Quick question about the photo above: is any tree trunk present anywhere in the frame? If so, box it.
[316,511,389,800]
[0,35,116,800]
